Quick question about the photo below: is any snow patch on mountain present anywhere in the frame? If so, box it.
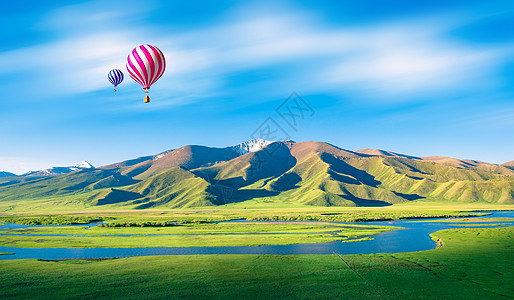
[23,161,95,176]
[153,149,174,160]
[231,139,273,155]
[75,160,94,168]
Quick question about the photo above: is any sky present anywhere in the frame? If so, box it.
[1,0,513,174]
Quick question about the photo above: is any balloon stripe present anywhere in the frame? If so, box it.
[112,70,122,85]
[108,69,124,88]
[115,70,123,82]
[127,53,144,85]
[127,53,142,82]
[140,45,157,85]
[149,44,165,81]
[126,64,143,86]
[127,52,146,86]
[135,47,152,88]
[130,52,147,88]
[147,44,165,86]
[126,64,145,87]
[131,50,149,88]
[126,44,165,93]
[147,45,162,84]
[151,46,164,84]
[141,45,158,85]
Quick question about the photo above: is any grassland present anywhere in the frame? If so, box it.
[0,226,512,299]
[3,203,509,223]
[0,222,391,248]
[0,205,507,248]
[0,205,512,298]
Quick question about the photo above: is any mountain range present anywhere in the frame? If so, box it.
[18,160,95,177]
[0,140,512,211]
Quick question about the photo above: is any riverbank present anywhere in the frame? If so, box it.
[0,222,392,249]
[3,204,511,226]
[0,226,511,299]
[1,211,512,260]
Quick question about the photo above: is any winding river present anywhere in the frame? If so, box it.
[0,211,512,260]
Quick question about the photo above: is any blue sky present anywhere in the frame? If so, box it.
[1,0,513,174]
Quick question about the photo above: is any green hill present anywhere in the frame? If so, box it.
[0,141,512,211]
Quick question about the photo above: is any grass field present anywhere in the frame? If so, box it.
[0,222,391,248]
[0,205,503,249]
[3,203,509,223]
[0,225,512,299]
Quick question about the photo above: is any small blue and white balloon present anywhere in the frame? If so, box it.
[108,69,124,92]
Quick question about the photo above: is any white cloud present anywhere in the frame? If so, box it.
[0,31,142,98]
[0,1,511,106]
[154,10,511,102]
[320,25,507,98]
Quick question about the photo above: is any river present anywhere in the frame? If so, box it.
[0,211,512,260]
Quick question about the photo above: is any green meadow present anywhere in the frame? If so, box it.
[0,221,391,248]
[2,202,508,224]
[0,205,500,249]
[0,205,512,299]
[0,225,512,299]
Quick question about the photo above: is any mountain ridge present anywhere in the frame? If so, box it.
[0,140,512,211]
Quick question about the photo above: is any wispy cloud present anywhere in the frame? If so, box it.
[0,1,512,107]
[149,6,514,103]
[320,25,508,99]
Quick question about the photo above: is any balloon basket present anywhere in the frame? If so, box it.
[143,89,150,103]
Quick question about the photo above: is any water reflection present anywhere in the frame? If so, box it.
[0,211,512,260]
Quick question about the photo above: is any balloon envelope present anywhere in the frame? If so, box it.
[108,69,124,88]
[126,45,166,90]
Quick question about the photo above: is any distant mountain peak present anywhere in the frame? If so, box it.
[153,149,174,160]
[75,160,94,168]
[0,171,17,177]
[232,139,273,155]
[22,160,95,176]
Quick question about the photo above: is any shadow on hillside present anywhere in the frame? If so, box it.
[61,170,138,192]
[123,163,152,178]
[327,170,360,185]
[392,191,425,201]
[242,143,297,185]
[193,143,297,190]
[207,183,279,205]
[345,195,392,207]
[269,173,302,192]
[90,189,141,206]
[384,157,431,175]
[320,153,381,187]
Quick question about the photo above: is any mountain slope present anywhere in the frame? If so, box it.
[88,167,215,209]
[22,161,95,177]
[0,171,17,178]
[0,169,135,202]
[502,161,514,170]
[356,148,420,160]
[116,145,239,180]
[420,156,493,168]
[0,140,512,211]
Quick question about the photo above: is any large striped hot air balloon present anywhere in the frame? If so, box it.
[108,69,124,92]
[126,44,166,103]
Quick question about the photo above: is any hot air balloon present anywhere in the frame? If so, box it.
[108,69,124,92]
[126,44,166,103]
